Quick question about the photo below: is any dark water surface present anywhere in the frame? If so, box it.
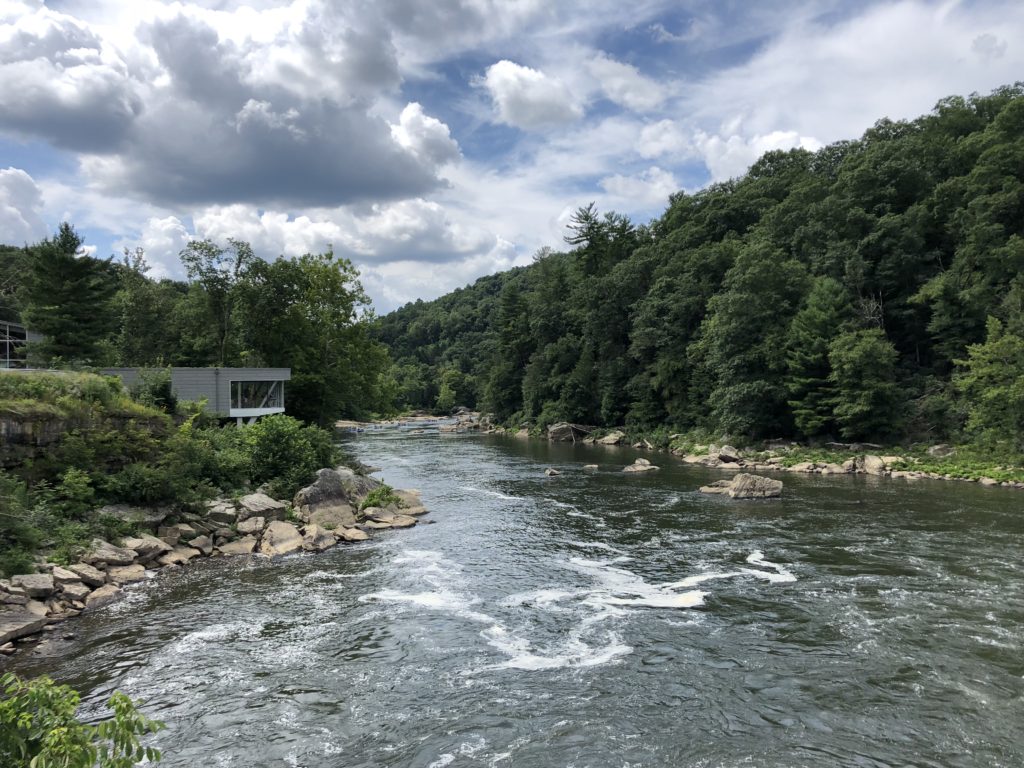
[8,433,1024,767]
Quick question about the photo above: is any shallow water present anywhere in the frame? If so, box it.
[8,433,1024,767]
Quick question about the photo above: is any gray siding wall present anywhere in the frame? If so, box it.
[101,368,290,416]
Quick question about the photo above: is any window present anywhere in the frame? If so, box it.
[230,380,283,410]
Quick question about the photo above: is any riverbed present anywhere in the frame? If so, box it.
[8,432,1024,767]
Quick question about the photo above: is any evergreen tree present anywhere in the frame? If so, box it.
[954,316,1024,452]
[828,329,902,440]
[785,276,855,437]
[23,223,117,365]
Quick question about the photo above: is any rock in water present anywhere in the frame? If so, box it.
[237,493,288,522]
[259,521,304,557]
[860,455,887,475]
[293,469,358,527]
[545,468,561,476]
[623,459,659,473]
[728,473,783,499]
[302,524,337,552]
[216,536,258,556]
[597,431,625,445]
[717,445,740,463]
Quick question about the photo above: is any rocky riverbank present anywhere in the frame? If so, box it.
[0,465,426,657]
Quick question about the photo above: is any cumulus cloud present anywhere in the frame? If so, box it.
[112,215,192,279]
[588,52,665,112]
[390,103,461,166]
[694,130,821,182]
[637,119,690,159]
[0,167,48,244]
[599,166,678,208]
[481,59,583,130]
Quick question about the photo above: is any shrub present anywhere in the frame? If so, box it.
[246,414,337,498]
[128,368,178,414]
[0,673,164,768]
[360,484,403,510]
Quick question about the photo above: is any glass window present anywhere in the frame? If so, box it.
[230,380,283,410]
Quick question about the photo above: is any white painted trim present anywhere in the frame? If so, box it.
[228,407,285,417]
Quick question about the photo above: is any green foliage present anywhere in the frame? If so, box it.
[360,484,403,510]
[128,368,177,414]
[0,673,163,768]
[828,329,903,440]
[376,84,1024,452]
[246,414,337,498]
[955,317,1024,451]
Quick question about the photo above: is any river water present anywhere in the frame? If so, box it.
[8,432,1024,767]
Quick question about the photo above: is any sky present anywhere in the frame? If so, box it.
[1,0,1022,313]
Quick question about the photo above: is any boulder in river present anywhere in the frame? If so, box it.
[122,534,173,563]
[699,473,783,499]
[237,492,288,522]
[236,516,265,535]
[259,521,304,557]
[293,469,359,527]
[547,422,591,442]
[83,539,138,567]
[623,459,659,473]
[216,536,258,556]
[105,564,147,585]
[545,468,561,476]
[716,445,741,463]
[598,430,625,445]
[0,612,48,644]
[302,524,337,552]
[860,455,887,476]
[11,573,54,598]
[68,562,105,587]
[336,527,369,543]
[84,584,122,609]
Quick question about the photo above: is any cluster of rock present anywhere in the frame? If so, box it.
[622,458,659,473]
[0,465,426,656]
[699,473,784,499]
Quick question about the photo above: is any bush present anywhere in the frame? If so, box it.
[0,673,163,768]
[246,414,337,498]
[360,484,403,510]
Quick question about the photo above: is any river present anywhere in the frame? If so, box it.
[7,432,1024,767]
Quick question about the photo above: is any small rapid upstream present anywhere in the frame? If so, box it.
[8,432,1024,767]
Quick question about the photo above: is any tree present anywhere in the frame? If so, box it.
[785,277,855,437]
[828,329,903,440]
[179,238,256,366]
[22,223,117,365]
[0,672,163,768]
[954,316,1024,452]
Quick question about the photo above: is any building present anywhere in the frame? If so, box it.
[1,321,44,369]
[102,367,291,424]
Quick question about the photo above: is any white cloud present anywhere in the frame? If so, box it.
[481,59,583,130]
[390,102,461,166]
[112,216,191,279]
[599,166,678,209]
[0,167,48,245]
[587,52,665,112]
[695,130,821,182]
[637,119,690,159]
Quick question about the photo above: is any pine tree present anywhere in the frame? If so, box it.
[828,329,902,440]
[23,223,117,365]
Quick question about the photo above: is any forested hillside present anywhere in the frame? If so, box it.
[1,229,390,425]
[376,85,1024,453]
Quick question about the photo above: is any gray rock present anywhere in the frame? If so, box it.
[0,591,28,605]
[187,535,214,556]
[861,455,887,476]
[68,562,106,587]
[205,499,238,525]
[11,573,54,598]
[61,582,91,602]
[122,534,173,562]
[85,584,122,609]
[105,564,147,585]
[157,526,181,546]
[83,539,138,567]
[547,422,591,442]
[0,612,48,644]
[727,473,783,499]
[237,492,288,522]
[699,480,733,495]
[302,524,337,552]
[545,468,561,476]
[336,527,369,542]
[293,470,359,526]
[583,464,599,471]
[51,566,80,586]
[623,460,659,473]
[94,504,169,529]
[717,445,741,463]
[597,430,625,445]
[259,521,304,557]
[216,536,258,556]
[157,547,203,566]
[236,516,265,535]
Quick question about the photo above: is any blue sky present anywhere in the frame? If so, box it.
[1,0,1022,312]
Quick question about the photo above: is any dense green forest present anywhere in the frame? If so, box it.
[1,228,391,425]
[376,85,1024,455]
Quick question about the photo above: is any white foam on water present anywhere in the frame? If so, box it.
[458,485,524,501]
[564,540,628,555]
[602,591,706,608]
[746,550,797,583]
[169,620,266,654]
[501,588,581,609]
[481,625,631,671]
[428,755,455,768]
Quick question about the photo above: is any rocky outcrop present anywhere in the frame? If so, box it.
[122,534,173,564]
[95,504,169,530]
[293,469,361,527]
[237,493,288,522]
[83,539,138,567]
[337,526,370,542]
[700,473,783,499]
[85,584,122,609]
[623,458,659,473]
[302,524,337,552]
[68,562,106,587]
[259,520,304,557]
[547,422,591,442]
[598,431,625,445]
[0,612,49,644]
[216,536,258,556]
[105,564,147,585]
[11,573,54,598]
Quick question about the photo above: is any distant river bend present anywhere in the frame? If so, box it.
[10,432,1024,767]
